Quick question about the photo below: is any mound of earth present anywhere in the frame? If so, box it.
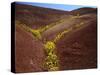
[13,3,97,73]
[56,20,97,70]
[15,25,46,73]
[15,3,69,28]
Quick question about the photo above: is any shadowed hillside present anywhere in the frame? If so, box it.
[15,3,69,29]
[15,25,46,72]
[56,20,97,70]
[70,7,97,15]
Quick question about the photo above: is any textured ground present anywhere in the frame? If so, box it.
[14,3,97,73]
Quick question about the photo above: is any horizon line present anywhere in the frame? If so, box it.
[15,2,97,11]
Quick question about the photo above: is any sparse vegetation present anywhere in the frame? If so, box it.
[71,13,80,19]
[53,27,73,43]
[15,3,97,73]
[30,29,42,39]
[44,41,55,53]
[16,14,85,71]
[75,22,84,28]
[44,41,59,71]
[77,13,80,17]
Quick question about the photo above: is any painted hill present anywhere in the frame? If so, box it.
[14,3,97,73]
[15,25,46,72]
[70,7,97,15]
[15,3,69,29]
[56,19,97,70]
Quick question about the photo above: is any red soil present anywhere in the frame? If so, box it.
[56,20,97,70]
[14,3,97,72]
[15,26,46,73]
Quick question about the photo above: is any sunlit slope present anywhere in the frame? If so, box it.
[42,13,96,41]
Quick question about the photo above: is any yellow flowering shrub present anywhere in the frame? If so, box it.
[30,29,41,39]
[53,28,72,43]
[39,25,50,33]
[16,18,85,71]
[44,41,59,71]
[49,67,59,71]
[44,41,56,53]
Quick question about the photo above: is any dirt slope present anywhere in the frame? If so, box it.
[42,13,96,41]
[14,3,97,72]
[70,7,97,15]
[15,26,45,73]
[15,3,68,28]
[56,20,97,70]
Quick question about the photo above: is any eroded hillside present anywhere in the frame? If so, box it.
[15,3,97,73]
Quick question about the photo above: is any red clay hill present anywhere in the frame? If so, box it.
[15,3,97,73]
